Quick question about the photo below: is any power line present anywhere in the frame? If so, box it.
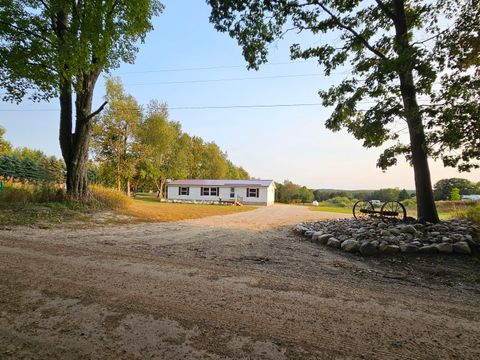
[0,103,326,112]
[0,100,437,113]
[114,60,316,74]
[168,103,324,110]
[125,73,325,86]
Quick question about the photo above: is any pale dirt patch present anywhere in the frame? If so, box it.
[0,205,479,359]
[184,204,349,230]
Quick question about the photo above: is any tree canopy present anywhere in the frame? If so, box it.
[207,0,479,222]
[0,0,163,198]
[433,178,480,200]
[0,126,12,154]
[91,80,250,196]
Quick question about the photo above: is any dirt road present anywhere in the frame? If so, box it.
[1,205,479,359]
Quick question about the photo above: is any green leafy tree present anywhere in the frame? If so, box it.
[0,0,163,198]
[433,178,476,200]
[427,0,479,171]
[276,180,301,203]
[398,189,410,201]
[299,186,315,203]
[450,187,461,201]
[92,77,142,196]
[199,142,229,179]
[369,188,400,202]
[206,0,475,222]
[0,126,12,154]
[137,101,177,197]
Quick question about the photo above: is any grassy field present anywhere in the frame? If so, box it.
[0,187,256,226]
[125,193,256,222]
[309,206,352,214]
[309,199,479,221]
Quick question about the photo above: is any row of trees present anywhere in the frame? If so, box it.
[0,129,65,184]
[275,182,413,204]
[91,78,249,197]
[275,180,315,204]
[281,177,480,204]
[313,189,413,202]
[433,178,480,201]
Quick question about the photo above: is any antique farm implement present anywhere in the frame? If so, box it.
[353,200,407,221]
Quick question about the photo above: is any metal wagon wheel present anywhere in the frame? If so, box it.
[380,201,407,221]
[353,200,375,219]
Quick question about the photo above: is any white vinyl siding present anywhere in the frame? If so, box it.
[167,183,275,206]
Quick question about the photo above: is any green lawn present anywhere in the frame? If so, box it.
[309,206,352,214]
[309,204,455,220]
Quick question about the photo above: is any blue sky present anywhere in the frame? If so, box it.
[0,0,478,189]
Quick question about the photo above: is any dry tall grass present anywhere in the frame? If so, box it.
[91,188,255,222]
[127,200,255,222]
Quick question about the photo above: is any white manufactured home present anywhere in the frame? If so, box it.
[167,179,276,206]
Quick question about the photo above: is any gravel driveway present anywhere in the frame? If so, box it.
[0,205,479,359]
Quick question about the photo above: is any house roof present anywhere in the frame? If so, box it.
[168,179,275,188]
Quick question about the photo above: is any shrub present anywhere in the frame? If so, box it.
[328,196,354,207]
[90,185,132,209]
[457,204,480,224]
[401,198,417,209]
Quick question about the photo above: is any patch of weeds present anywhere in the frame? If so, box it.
[0,202,90,226]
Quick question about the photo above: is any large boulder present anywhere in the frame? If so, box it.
[419,245,439,254]
[400,225,417,234]
[436,243,453,254]
[327,237,341,249]
[341,239,360,253]
[316,234,334,245]
[453,241,471,255]
[377,222,388,229]
[400,244,419,254]
[381,245,400,254]
[359,241,379,256]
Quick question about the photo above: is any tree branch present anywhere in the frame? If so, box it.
[27,60,56,72]
[0,20,53,45]
[87,101,108,120]
[311,1,388,61]
[375,0,397,23]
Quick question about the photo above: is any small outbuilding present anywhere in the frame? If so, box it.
[167,179,276,206]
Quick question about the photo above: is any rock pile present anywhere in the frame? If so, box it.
[293,219,479,256]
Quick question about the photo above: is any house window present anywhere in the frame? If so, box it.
[230,187,235,198]
[178,187,189,196]
[247,188,259,198]
[201,187,220,196]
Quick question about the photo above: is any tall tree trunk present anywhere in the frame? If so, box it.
[55,11,105,200]
[69,72,101,199]
[117,161,121,192]
[393,0,439,223]
[59,79,73,191]
[127,178,131,197]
